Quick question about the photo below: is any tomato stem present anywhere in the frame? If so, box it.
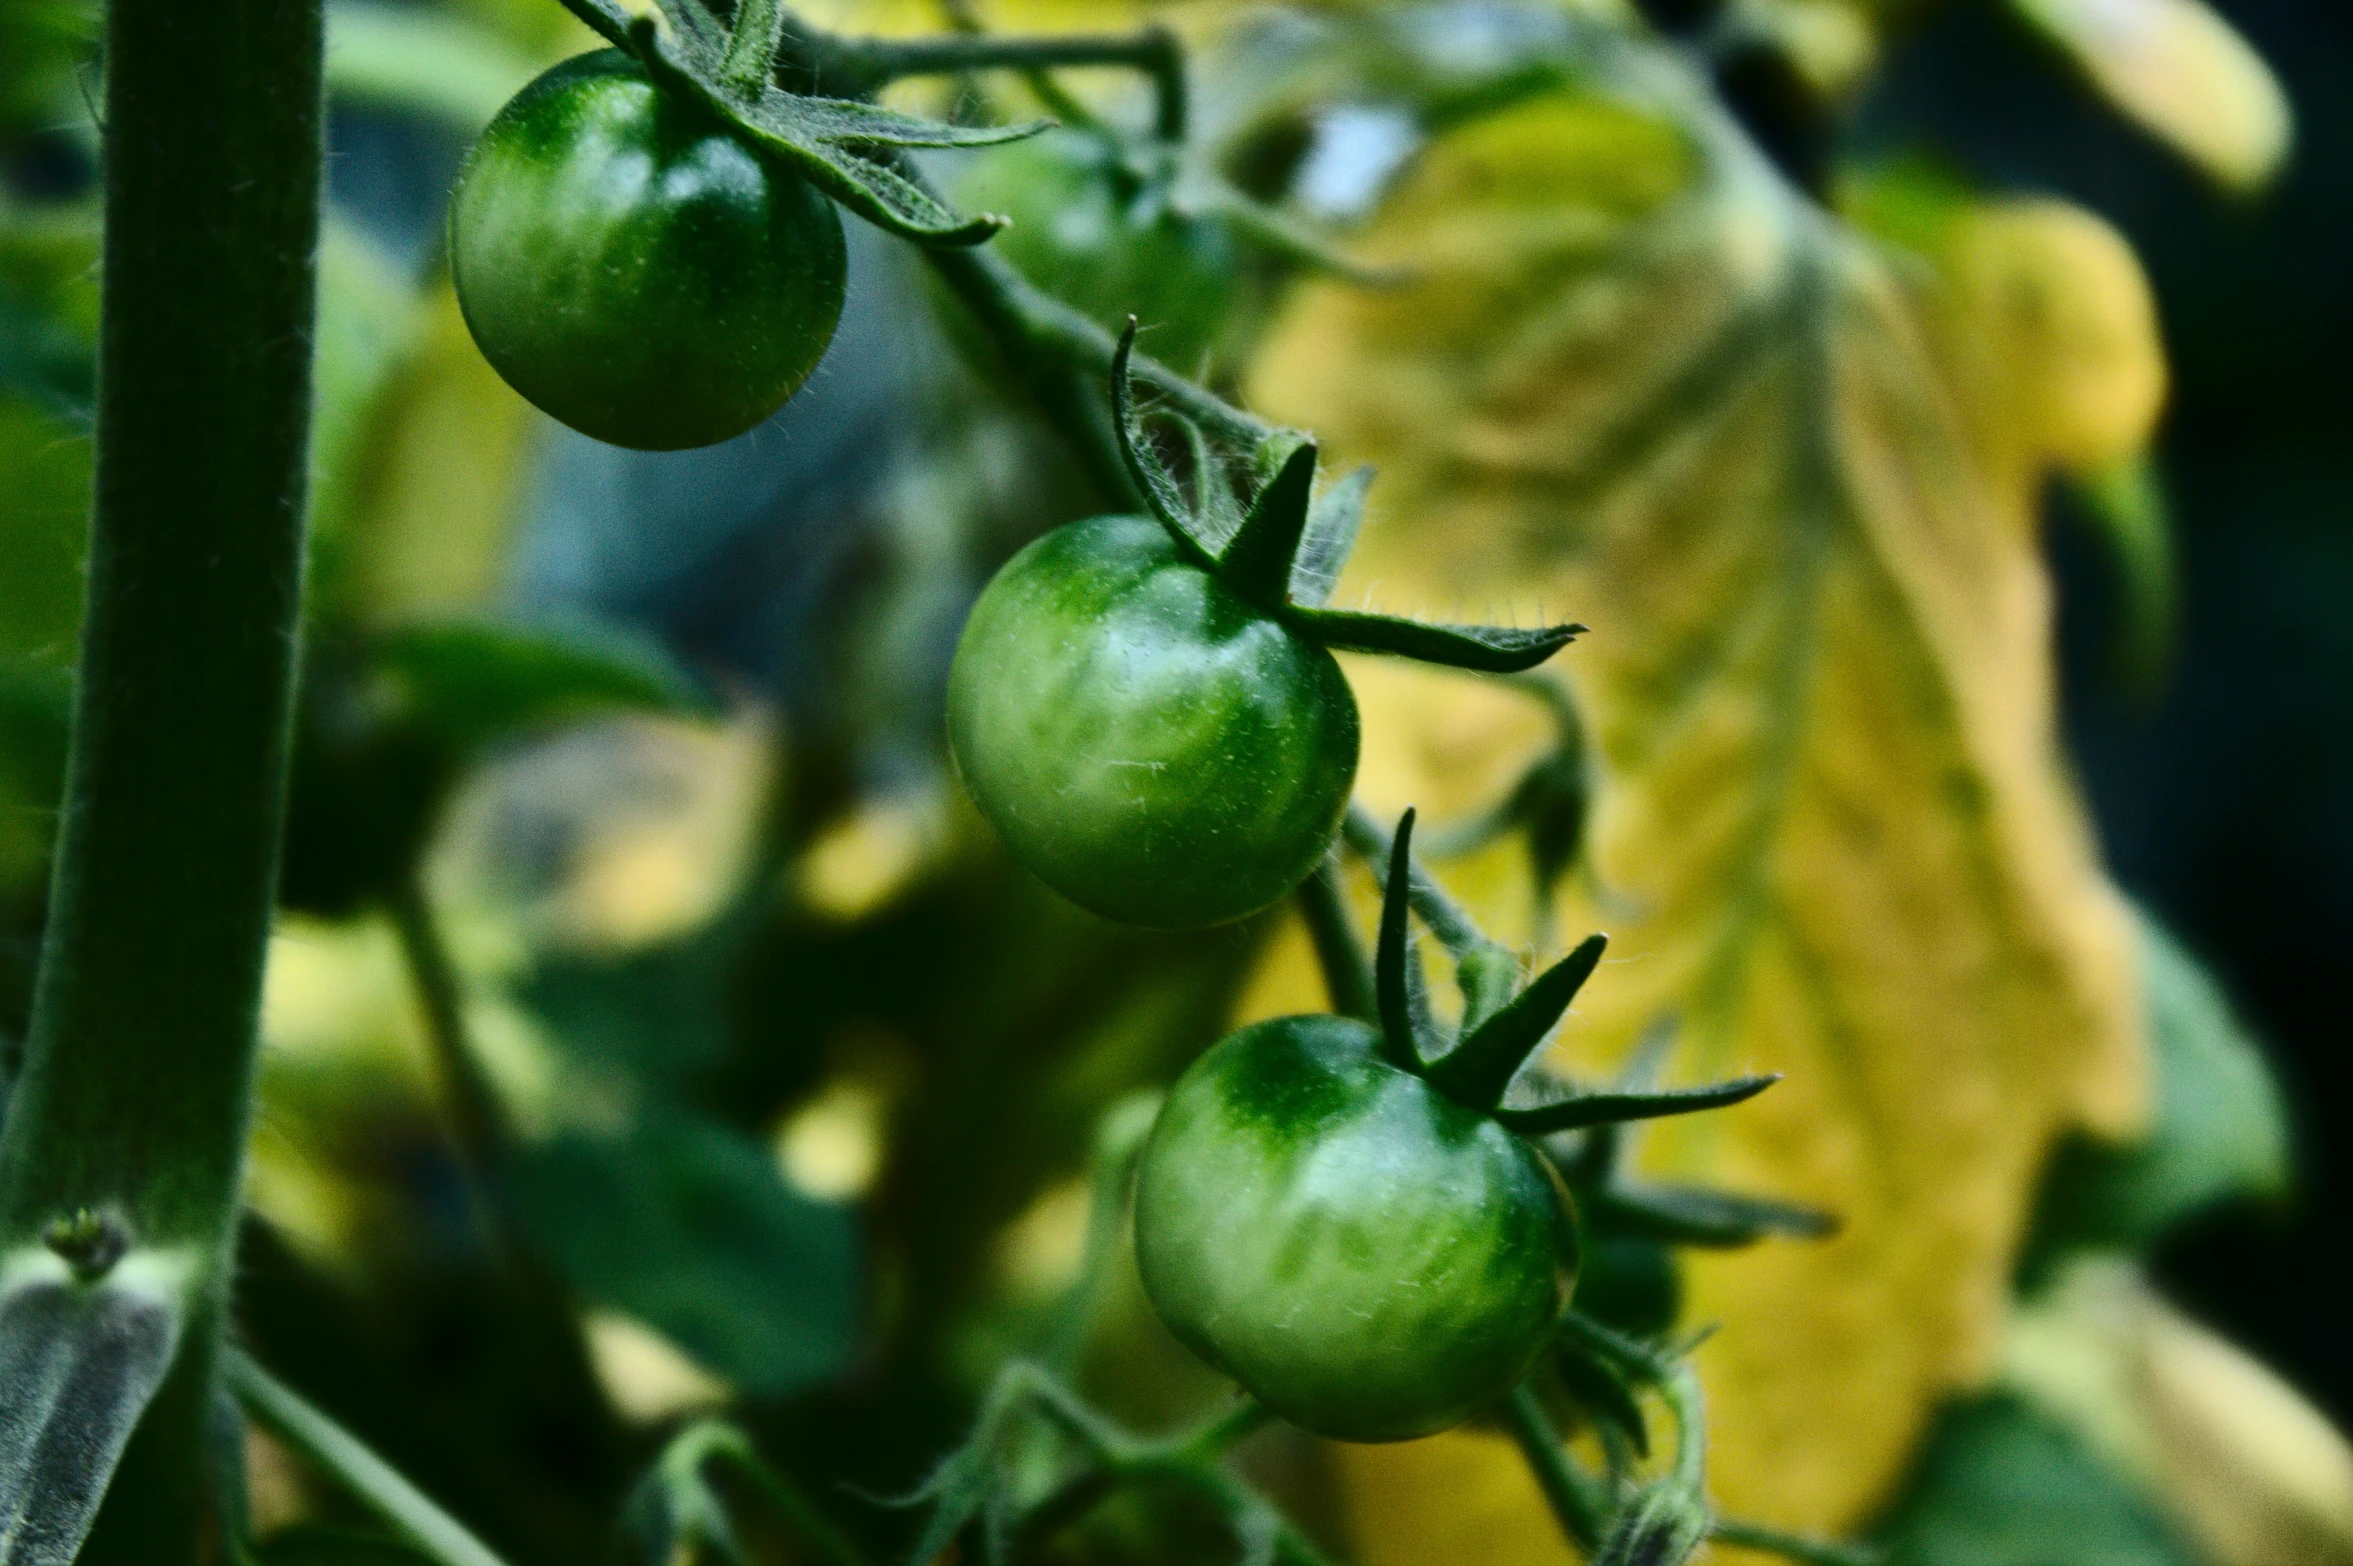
[1709,1518,1886,1565]
[795,23,1191,143]
[0,0,323,1551]
[228,1351,512,1566]
[1500,1383,1610,1549]
[643,1422,872,1566]
[719,0,789,98]
[1297,855,1378,1023]
[1345,803,1492,960]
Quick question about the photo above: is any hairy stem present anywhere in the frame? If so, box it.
[0,0,323,1552]
[1296,855,1378,1022]
[1345,804,1493,960]
[720,0,791,96]
[1710,1518,1885,1566]
[229,1352,511,1566]
[824,26,1188,140]
[1500,1384,1610,1550]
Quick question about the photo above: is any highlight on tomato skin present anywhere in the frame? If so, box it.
[946,512,1360,931]
[448,49,847,451]
[1132,1013,1581,1443]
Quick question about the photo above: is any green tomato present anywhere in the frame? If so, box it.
[448,50,846,451]
[947,513,1357,930]
[950,131,1241,375]
[1134,1015,1580,1441]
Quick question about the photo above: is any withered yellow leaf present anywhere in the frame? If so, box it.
[1244,50,2147,1538]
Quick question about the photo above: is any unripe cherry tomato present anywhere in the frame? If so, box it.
[949,131,1242,376]
[1133,1014,1580,1441]
[448,50,846,451]
[946,513,1358,930]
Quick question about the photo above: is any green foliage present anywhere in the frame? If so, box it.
[1875,1395,2194,1566]
[511,1106,858,1399]
[2021,910,2290,1275]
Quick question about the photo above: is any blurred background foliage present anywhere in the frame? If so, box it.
[1,0,2348,1562]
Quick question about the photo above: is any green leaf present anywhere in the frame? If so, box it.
[511,1106,858,1399]
[1284,605,1583,673]
[1874,1394,2194,1566]
[370,614,710,753]
[0,1258,187,1566]
[518,925,738,1084]
[2021,909,2290,1270]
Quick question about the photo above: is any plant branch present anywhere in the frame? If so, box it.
[384,873,622,1464]
[658,1422,871,1566]
[1296,854,1377,1022]
[228,1351,512,1566]
[794,23,1189,141]
[1710,1518,1884,1566]
[386,875,511,1181]
[1499,1383,1610,1550]
[1344,803,1492,959]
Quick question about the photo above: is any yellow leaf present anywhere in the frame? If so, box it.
[1914,195,2168,489]
[1244,58,2146,1538]
[2009,0,2291,194]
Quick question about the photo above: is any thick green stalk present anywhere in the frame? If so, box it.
[0,0,324,1551]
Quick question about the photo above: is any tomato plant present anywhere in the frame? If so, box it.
[0,0,2322,1564]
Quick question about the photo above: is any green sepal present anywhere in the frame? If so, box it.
[1555,1348,1651,1460]
[1288,465,1371,608]
[1111,320,1222,566]
[632,15,1045,247]
[1373,810,1443,1072]
[1499,1071,1777,1136]
[1214,436,1319,610]
[1586,1178,1835,1248]
[1428,933,1609,1110]
[1285,605,1584,673]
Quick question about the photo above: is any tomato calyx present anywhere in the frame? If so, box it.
[550,0,1051,246]
[1362,808,1781,1123]
[1110,323,1588,674]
